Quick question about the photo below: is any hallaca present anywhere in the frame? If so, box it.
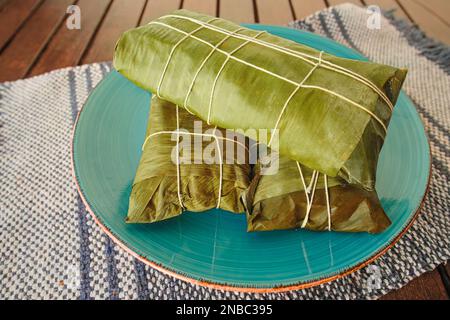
[242,154,391,233]
[114,9,407,194]
[115,9,408,233]
[126,97,251,223]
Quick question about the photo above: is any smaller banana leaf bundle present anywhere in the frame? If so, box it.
[242,154,390,233]
[127,97,251,223]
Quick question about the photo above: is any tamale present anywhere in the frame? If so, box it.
[114,9,407,194]
[127,97,250,223]
[242,155,391,233]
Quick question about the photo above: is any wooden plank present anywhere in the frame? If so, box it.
[0,0,10,11]
[364,0,411,21]
[256,0,293,25]
[440,263,450,297]
[0,0,75,82]
[328,0,363,6]
[412,0,450,28]
[291,0,327,19]
[81,0,146,64]
[182,0,216,16]
[139,0,180,25]
[381,269,448,300]
[29,0,111,76]
[0,0,43,51]
[397,0,450,44]
[220,0,254,23]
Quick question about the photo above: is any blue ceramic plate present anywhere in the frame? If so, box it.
[72,25,431,292]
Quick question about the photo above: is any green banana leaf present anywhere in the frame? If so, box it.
[127,97,251,223]
[242,155,391,233]
[114,9,407,193]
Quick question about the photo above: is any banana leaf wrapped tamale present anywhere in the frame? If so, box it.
[127,97,250,223]
[114,9,407,194]
[242,154,391,233]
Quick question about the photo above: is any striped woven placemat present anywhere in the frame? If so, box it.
[1,3,449,299]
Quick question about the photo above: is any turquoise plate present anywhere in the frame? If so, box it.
[72,25,431,292]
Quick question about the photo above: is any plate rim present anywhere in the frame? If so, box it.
[71,26,433,293]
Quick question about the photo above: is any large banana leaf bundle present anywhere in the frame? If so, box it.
[242,155,390,233]
[114,9,407,193]
[127,97,250,223]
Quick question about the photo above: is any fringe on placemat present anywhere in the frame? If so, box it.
[383,9,450,73]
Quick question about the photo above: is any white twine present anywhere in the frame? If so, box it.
[149,20,388,134]
[296,161,311,206]
[141,114,248,210]
[300,84,387,131]
[175,105,184,209]
[296,162,332,231]
[157,14,394,113]
[207,30,267,125]
[212,126,223,208]
[156,17,219,107]
[268,51,324,147]
[183,27,245,114]
[324,174,331,231]
[299,168,319,229]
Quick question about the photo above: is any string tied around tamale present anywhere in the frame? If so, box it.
[212,126,223,208]
[183,27,246,114]
[324,174,331,231]
[175,104,184,209]
[268,51,324,147]
[150,20,388,133]
[141,106,249,210]
[249,141,332,231]
[156,17,219,105]
[207,30,267,125]
[296,163,332,231]
[157,14,395,113]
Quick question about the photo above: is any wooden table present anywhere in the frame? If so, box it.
[1,0,448,300]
